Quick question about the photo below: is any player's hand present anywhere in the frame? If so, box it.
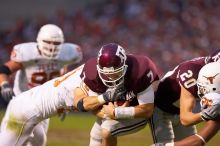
[200,104,220,121]
[59,112,66,122]
[102,85,126,102]
[0,81,14,102]
[102,102,115,119]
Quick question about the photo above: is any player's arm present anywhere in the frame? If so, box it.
[73,85,121,112]
[133,84,155,118]
[0,60,22,101]
[102,84,155,119]
[91,107,105,119]
[73,87,102,112]
[0,60,22,83]
[180,86,202,126]
[153,118,220,146]
[175,118,220,146]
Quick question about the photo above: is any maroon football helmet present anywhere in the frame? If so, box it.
[97,43,127,87]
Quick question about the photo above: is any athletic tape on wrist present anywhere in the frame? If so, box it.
[114,107,135,119]
[76,99,87,112]
[97,95,106,104]
[165,142,174,146]
[0,65,12,75]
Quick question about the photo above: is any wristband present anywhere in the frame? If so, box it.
[76,99,87,112]
[165,143,174,146]
[114,107,135,119]
[195,134,206,144]
[97,95,106,104]
[0,65,11,75]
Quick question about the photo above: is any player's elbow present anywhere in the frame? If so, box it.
[145,108,154,119]
[180,115,192,126]
[180,119,189,126]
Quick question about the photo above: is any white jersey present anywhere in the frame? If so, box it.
[0,65,90,146]
[12,65,88,119]
[12,42,82,95]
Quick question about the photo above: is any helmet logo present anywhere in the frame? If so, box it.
[116,47,126,63]
[203,73,220,84]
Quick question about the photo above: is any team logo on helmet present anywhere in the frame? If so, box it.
[203,73,220,84]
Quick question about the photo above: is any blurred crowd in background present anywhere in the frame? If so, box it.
[1,0,220,75]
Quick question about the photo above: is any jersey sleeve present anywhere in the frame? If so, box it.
[10,44,25,63]
[10,42,37,63]
[137,85,154,104]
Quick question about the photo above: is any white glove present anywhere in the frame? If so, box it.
[200,104,220,121]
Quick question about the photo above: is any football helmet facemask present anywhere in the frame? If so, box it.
[37,24,64,59]
[97,43,128,88]
[197,62,220,98]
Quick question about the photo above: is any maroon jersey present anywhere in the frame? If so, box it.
[155,57,206,115]
[80,54,159,105]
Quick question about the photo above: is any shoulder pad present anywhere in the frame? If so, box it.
[11,42,39,62]
[58,43,83,63]
[125,55,159,93]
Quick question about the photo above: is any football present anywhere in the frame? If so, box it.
[116,101,125,106]
[114,100,129,107]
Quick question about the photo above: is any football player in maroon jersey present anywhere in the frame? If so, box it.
[151,49,220,145]
[152,62,220,146]
[73,43,160,146]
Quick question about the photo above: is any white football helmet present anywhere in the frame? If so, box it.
[197,62,220,98]
[37,24,64,58]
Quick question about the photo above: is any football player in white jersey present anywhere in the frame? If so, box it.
[0,65,84,146]
[0,64,120,146]
[0,24,82,146]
